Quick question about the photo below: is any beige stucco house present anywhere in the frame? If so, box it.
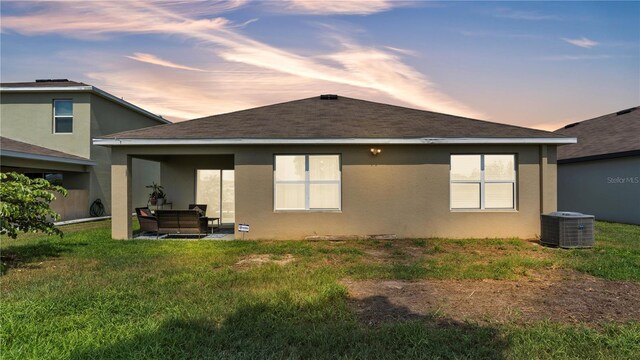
[0,79,168,220]
[94,95,576,240]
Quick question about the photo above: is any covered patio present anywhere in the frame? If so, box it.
[112,148,237,240]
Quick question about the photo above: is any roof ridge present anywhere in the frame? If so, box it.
[336,96,566,137]
[556,105,640,131]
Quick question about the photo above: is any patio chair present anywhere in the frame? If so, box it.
[189,204,220,233]
[135,207,158,236]
[188,204,208,215]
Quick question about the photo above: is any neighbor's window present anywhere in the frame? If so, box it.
[53,99,73,133]
[274,155,341,210]
[450,154,516,210]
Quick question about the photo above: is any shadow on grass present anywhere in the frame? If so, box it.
[70,295,508,359]
[0,241,88,274]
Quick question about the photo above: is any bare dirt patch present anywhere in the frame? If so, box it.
[235,254,295,269]
[343,270,640,326]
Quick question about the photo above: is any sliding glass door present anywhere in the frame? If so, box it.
[196,170,235,224]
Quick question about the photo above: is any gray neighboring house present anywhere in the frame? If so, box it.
[555,106,640,225]
[0,79,169,220]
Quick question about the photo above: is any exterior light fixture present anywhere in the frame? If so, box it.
[370,147,382,155]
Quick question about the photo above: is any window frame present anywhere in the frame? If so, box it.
[450,154,517,211]
[273,154,342,212]
[52,99,73,134]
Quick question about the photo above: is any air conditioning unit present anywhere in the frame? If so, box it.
[541,212,595,248]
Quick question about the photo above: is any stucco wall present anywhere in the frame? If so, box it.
[1,91,164,216]
[89,94,163,213]
[0,92,91,158]
[159,155,234,210]
[558,156,640,224]
[111,144,554,239]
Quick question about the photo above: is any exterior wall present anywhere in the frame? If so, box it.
[159,155,234,210]
[132,159,161,208]
[558,156,640,224]
[0,92,92,158]
[89,94,164,214]
[1,91,164,218]
[111,144,554,240]
[50,189,90,221]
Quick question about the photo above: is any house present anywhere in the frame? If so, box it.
[94,95,576,240]
[555,106,640,225]
[0,79,169,220]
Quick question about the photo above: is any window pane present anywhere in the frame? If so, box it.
[485,155,515,181]
[309,183,340,209]
[54,100,73,116]
[275,155,305,181]
[309,155,340,181]
[55,117,73,133]
[196,170,221,218]
[275,183,305,209]
[451,183,480,209]
[451,155,481,180]
[221,170,235,223]
[485,183,514,209]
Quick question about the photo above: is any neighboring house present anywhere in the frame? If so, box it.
[555,106,640,225]
[95,95,576,240]
[0,79,169,220]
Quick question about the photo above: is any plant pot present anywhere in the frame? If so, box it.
[157,198,165,206]
[149,198,157,206]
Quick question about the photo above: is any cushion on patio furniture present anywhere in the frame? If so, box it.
[156,210,208,236]
[188,204,207,215]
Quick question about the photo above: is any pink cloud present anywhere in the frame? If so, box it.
[1,1,481,120]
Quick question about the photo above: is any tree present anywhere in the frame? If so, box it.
[0,172,68,239]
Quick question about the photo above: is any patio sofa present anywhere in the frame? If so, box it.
[135,208,209,238]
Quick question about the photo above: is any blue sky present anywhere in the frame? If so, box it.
[1,1,638,130]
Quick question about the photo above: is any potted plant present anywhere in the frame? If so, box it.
[146,182,166,206]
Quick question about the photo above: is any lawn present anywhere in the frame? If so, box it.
[1,221,639,359]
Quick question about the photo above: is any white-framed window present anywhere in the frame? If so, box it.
[53,99,73,133]
[274,154,341,211]
[450,154,516,210]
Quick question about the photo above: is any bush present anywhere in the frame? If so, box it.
[0,172,68,238]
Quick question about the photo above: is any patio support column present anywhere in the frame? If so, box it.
[539,145,557,214]
[112,150,132,239]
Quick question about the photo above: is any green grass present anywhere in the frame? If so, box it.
[1,220,639,359]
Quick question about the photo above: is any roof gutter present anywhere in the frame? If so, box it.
[0,150,97,166]
[0,86,170,124]
[93,137,577,146]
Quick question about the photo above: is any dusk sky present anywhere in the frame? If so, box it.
[1,1,638,130]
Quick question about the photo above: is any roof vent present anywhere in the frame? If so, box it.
[35,79,69,82]
[564,123,579,129]
[320,94,338,100]
[616,107,636,116]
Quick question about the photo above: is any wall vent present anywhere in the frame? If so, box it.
[35,79,69,82]
[320,94,338,100]
[616,107,636,116]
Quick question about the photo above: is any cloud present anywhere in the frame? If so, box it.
[562,37,599,48]
[0,1,480,120]
[275,0,400,15]
[491,8,560,21]
[126,53,207,72]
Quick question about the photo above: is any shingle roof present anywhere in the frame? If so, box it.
[0,136,94,165]
[0,79,89,88]
[102,95,568,140]
[555,106,640,161]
